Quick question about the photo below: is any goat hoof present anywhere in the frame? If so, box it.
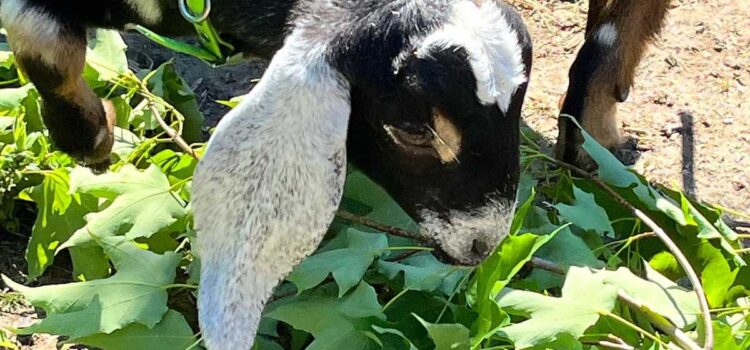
[615,83,630,103]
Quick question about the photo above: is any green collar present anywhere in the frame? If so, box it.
[136,0,239,67]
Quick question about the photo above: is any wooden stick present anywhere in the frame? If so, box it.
[334,210,431,244]
[618,291,701,350]
[149,105,200,160]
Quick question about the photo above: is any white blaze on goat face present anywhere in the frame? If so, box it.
[415,0,527,112]
[192,28,350,350]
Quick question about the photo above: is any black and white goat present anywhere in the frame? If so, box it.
[0,0,669,349]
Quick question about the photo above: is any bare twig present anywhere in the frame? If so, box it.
[148,105,200,160]
[529,257,566,275]
[634,210,713,349]
[546,157,713,350]
[584,340,634,350]
[335,210,431,244]
[618,291,702,350]
[389,250,422,262]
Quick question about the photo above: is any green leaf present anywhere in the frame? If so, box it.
[528,334,584,350]
[510,182,536,236]
[378,253,466,296]
[415,315,470,350]
[75,310,200,350]
[69,246,111,281]
[215,94,246,109]
[372,326,418,350]
[20,88,43,132]
[555,186,614,236]
[649,252,683,281]
[341,168,417,231]
[470,232,558,346]
[150,149,199,184]
[145,62,205,143]
[604,265,699,328]
[382,292,466,350]
[267,282,385,350]
[3,236,181,337]
[111,127,143,161]
[20,295,104,339]
[713,319,742,350]
[62,164,188,248]
[523,227,603,291]
[24,169,100,280]
[0,85,34,114]
[289,230,388,296]
[497,267,619,349]
[253,337,285,350]
[86,29,129,81]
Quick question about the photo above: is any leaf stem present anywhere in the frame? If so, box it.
[617,291,701,350]
[384,246,434,252]
[166,283,199,290]
[600,310,673,349]
[148,104,200,160]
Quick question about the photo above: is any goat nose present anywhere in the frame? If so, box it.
[471,239,492,259]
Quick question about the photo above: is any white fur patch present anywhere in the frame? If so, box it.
[0,0,64,66]
[416,1,526,112]
[125,0,162,24]
[193,29,350,350]
[418,197,516,265]
[93,125,109,149]
[594,22,618,47]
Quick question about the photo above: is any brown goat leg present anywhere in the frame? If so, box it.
[1,2,116,166]
[556,0,671,166]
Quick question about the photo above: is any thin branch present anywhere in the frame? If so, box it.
[529,257,566,275]
[634,210,713,349]
[335,210,431,244]
[148,105,200,160]
[544,156,714,350]
[389,250,422,262]
[583,340,634,350]
[618,291,702,350]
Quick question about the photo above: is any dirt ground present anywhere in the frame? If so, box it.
[511,0,750,213]
[2,0,749,348]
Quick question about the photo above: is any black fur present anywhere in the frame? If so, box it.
[558,37,611,163]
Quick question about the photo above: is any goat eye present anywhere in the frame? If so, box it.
[384,125,433,147]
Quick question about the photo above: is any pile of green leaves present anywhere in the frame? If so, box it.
[1,31,749,350]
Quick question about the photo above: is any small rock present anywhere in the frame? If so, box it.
[660,122,683,138]
[724,59,742,70]
[665,56,679,68]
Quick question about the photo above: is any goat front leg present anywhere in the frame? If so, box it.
[556,0,671,166]
[1,1,116,167]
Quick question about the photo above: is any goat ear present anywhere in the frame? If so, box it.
[192,31,351,350]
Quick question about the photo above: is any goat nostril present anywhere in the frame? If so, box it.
[471,239,491,258]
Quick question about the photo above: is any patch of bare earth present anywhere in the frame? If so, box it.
[512,0,750,213]
[1,238,60,350]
